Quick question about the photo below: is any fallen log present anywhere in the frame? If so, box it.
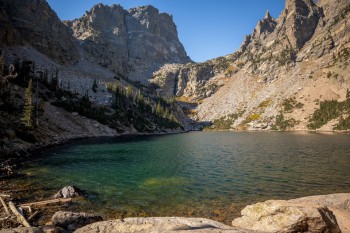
[8,201,30,227]
[28,210,40,221]
[20,198,72,208]
[0,196,10,216]
[0,194,11,197]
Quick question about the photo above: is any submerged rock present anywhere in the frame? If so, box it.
[53,186,84,199]
[51,211,102,232]
[74,217,256,233]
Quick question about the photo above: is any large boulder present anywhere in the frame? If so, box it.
[53,186,84,199]
[51,211,102,232]
[232,193,350,233]
[74,217,256,233]
[0,228,42,233]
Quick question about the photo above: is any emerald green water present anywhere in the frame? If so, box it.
[13,132,350,223]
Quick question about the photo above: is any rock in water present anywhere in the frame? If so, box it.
[232,198,342,233]
[51,211,103,231]
[53,186,83,198]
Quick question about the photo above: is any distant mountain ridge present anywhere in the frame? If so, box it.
[0,0,190,82]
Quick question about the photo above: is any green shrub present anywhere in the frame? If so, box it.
[271,113,298,131]
[211,111,245,130]
[258,99,271,108]
[308,98,350,129]
[282,98,304,112]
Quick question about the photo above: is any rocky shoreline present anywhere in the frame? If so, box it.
[1,193,349,233]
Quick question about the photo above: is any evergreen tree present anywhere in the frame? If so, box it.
[156,101,162,116]
[21,79,34,128]
[136,89,144,106]
[164,108,170,119]
[126,84,133,97]
[0,50,4,79]
[92,78,98,93]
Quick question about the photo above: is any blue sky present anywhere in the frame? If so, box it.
[47,0,285,62]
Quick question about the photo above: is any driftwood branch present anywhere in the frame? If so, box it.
[21,205,32,214]
[20,198,72,208]
[0,196,10,216]
[28,211,40,221]
[8,201,31,227]
[0,193,11,198]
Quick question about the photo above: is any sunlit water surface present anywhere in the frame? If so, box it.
[13,132,350,223]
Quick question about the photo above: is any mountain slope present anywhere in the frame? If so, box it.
[152,0,350,131]
[0,1,189,159]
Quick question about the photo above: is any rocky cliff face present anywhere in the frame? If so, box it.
[0,0,79,64]
[152,0,350,131]
[65,4,190,82]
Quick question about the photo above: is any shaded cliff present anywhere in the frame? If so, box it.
[0,0,79,64]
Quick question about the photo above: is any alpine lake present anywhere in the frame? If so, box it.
[8,131,350,224]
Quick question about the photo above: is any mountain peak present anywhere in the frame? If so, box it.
[265,10,272,19]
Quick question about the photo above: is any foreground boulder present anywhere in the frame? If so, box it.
[0,227,42,233]
[232,193,350,233]
[74,217,256,233]
[51,211,103,231]
[53,186,84,199]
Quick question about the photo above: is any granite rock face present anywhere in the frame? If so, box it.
[232,193,350,233]
[74,217,256,233]
[51,211,103,231]
[66,4,191,82]
[280,0,322,50]
[0,0,79,64]
[232,202,340,232]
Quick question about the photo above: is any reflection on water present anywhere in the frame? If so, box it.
[10,132,350,224]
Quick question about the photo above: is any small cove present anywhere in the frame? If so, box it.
[8,131,350,224]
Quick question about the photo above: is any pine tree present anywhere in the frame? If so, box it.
[92,78,98,93]
[126,84,133,97]
[156,101,162,116]
[0,50,4,79]
[136,89,144,105]
[164,108,170,119]
[21,79,34,128]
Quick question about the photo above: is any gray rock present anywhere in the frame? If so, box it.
[65,4,191,82]
[283,0,322,50]
[53,186,83,199]
[51,211,103,231]
[74,217,256,233]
